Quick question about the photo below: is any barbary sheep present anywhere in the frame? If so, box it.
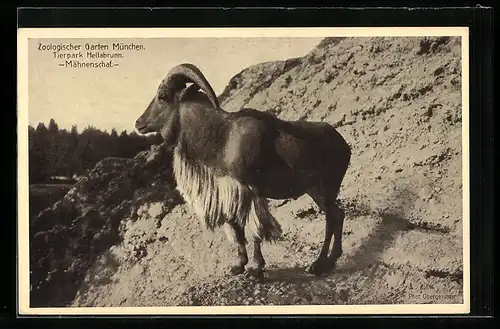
[135,63,351,278]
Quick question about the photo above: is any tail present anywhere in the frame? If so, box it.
[247,196,282,242]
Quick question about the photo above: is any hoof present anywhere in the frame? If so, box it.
[307,259,334,276]
[230,265,245,275]
[247,267,265,281]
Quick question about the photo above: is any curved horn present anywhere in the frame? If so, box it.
[159,63,220,109]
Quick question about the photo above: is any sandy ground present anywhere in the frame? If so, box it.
[72,194,463,307]
[31,36,465,309]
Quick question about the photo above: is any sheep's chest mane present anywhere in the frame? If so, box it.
[172,145,253,231]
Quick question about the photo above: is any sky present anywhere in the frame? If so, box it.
[28,37,323,133]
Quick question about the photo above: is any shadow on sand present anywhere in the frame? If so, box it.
[265,184,420,282]
[264,266,317,284]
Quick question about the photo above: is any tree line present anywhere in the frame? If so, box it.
[29,118,162,183]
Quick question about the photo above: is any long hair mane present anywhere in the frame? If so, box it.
[172,146,282,242]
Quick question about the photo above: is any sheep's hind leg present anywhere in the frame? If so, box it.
[316,202,345,273]
[309,201,344,274]
[307,217,334,275]
[224,222,248,275]
[306,186,337,276]
[327,203,344,264]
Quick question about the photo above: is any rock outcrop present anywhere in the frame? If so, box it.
[29,144,182,306]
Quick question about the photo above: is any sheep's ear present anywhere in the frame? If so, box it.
[178,84,199,103]
[158,80,186,102]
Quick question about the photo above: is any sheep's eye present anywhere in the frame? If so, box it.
[156,95,168,104]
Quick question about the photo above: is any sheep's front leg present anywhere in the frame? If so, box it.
[224,222,248,275]
[247,238,266,280]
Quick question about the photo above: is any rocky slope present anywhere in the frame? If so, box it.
[30,36,464,308]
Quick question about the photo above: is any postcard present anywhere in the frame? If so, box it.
[17,27,470,315]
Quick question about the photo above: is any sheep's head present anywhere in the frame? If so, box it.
[135,63,219,144]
